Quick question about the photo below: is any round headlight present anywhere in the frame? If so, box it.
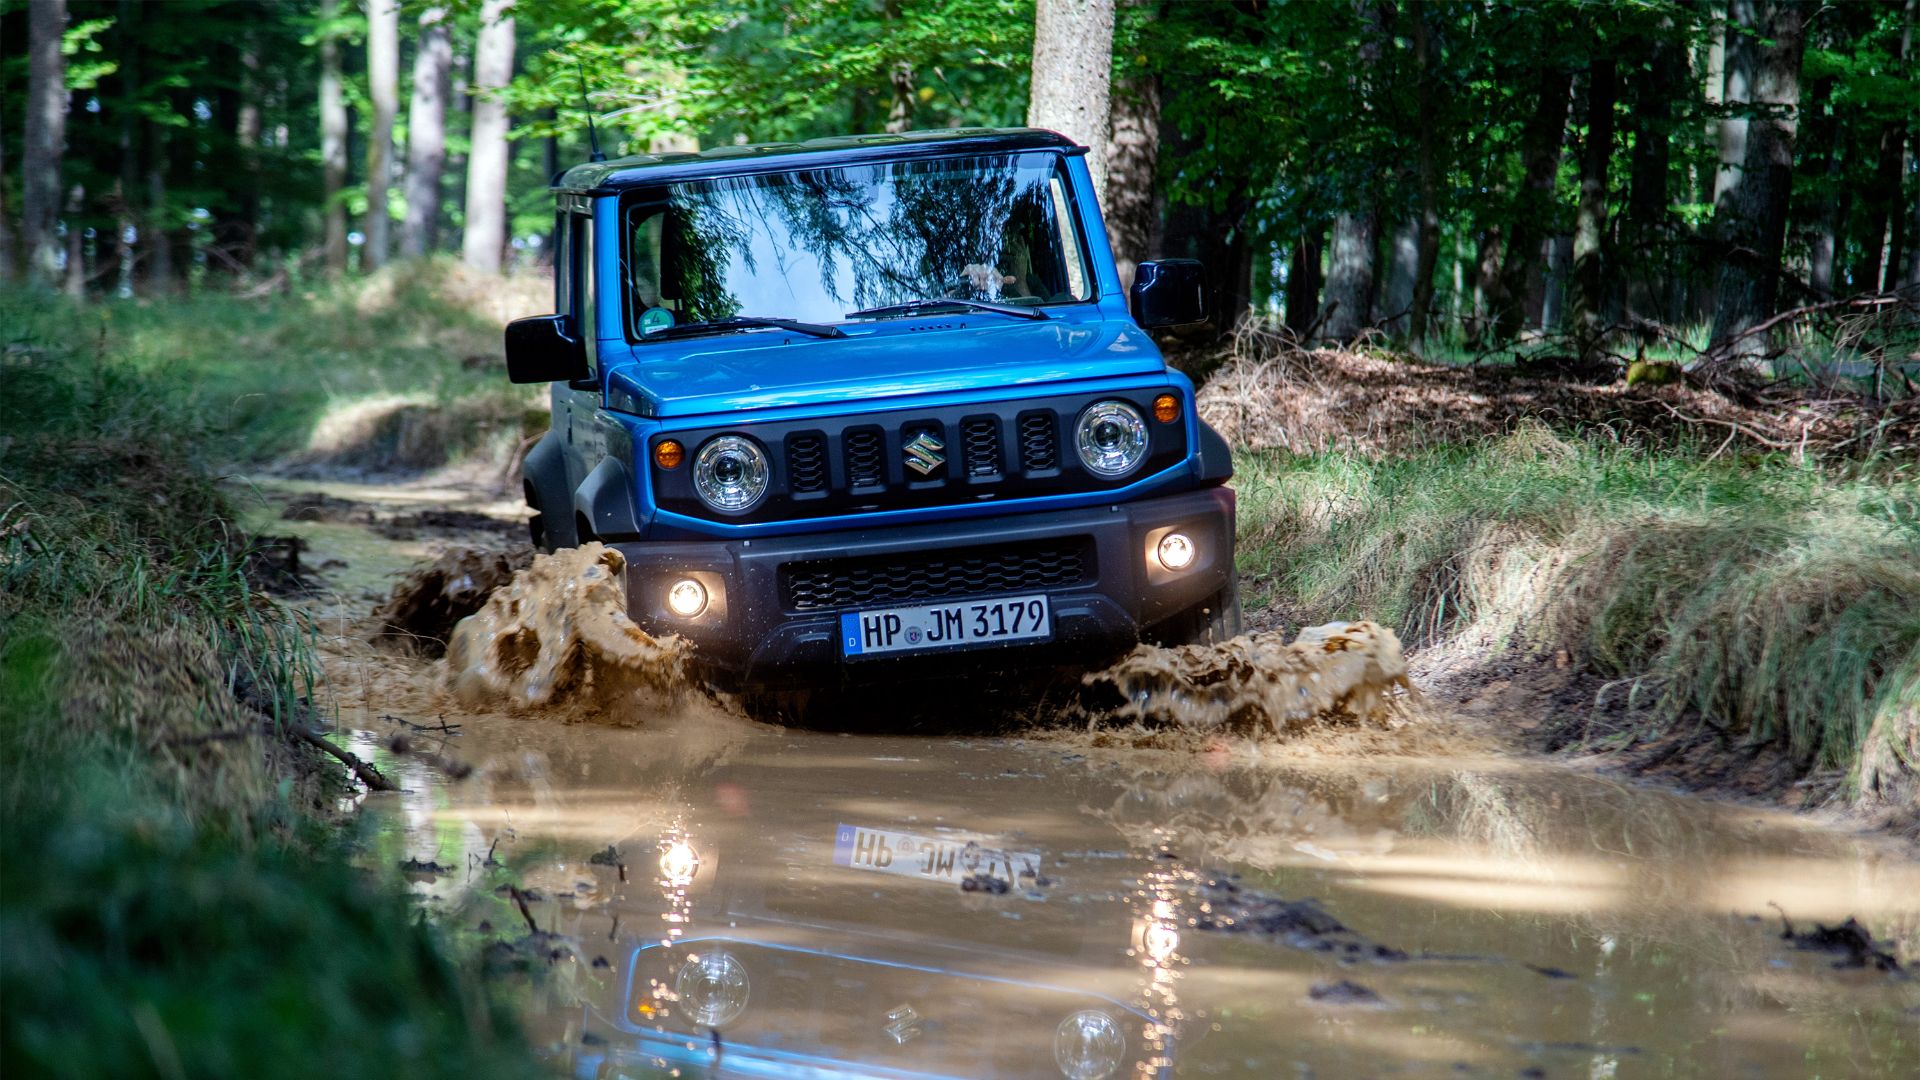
[674,950,750,1027]
[1054,1010,1124,1080]
[1075,401,1149,479]
[693,435,770,513]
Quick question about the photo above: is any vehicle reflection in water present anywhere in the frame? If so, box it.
[355,712,1920,1079]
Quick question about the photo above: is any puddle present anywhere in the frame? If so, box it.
[284,477,1919,1078]
[336,706,1917,1079]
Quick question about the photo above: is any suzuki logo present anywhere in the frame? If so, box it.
[903,431,945,476]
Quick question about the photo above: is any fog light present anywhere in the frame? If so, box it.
[1157,532,1195,571]
[666,578,707,617]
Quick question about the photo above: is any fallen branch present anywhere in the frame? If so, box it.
[294,725,397,791]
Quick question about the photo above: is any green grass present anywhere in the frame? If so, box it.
[1234,427,1920,807]
[0,331,544,1079]
[0,259,544,467]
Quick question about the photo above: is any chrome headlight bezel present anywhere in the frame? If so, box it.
[1074,400,1150,479]
[692,434,771,513]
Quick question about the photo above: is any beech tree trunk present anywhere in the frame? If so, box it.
[1489,64,1572,343]
[463,0,517,272]
[1320,211,1378,342]
[320,0,350,273]
[1028,0,1116,205]
[1710,0,1808,359]
[1283,228,1324,336]
[1105,71,1160,289]
[1378,215,1418,334]
[401,6,451,258]
[23,0,68,287]
[1572,58,1617,360]
[363,0,400,270]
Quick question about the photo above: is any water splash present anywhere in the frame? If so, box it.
[444,542,693,716]
[1082,620,1411,735]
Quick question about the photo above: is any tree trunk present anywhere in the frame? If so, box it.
[1379,214,1418,334]
[885,62,915,133]
[1623,28,1679,322]
[1572,58,1617,361]
[363,0,400,270]
[1283,228,1324,335]
[1320,211,1377,342]
[1801,73,1840,298]
[1408,0,1441,348]
[23,0,68,287]
[401,6,451,258]
[1904,142,1920,291]
[1709,0,1808,360]
[1105,71,1159,289]
[1489,64,1572,343]
[1859,0,1913,292]
[1028,0,1116,205]
[462,0,516,273]
[321,0,350,273]
[62,181,85,296]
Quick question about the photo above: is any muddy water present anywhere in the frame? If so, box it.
[266,479,1919,1079]
[350,717,1917,1079]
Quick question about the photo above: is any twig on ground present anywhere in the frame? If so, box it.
[294,725,397,791]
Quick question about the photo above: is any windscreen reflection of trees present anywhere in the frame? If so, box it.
[653,156,1079,325]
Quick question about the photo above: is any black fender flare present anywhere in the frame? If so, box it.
[522,432,576,548]
[573,457,644,542]
[1195,418,1235,485]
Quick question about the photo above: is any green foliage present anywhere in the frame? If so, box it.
[504,0,1035,153]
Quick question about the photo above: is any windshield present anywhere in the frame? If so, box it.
[622,152,1094,338]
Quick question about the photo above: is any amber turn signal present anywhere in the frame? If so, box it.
[1152,394,1180,423]
[654,439,685,470]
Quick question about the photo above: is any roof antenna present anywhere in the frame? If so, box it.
[577,62,606,162]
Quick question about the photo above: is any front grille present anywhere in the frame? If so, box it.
[1018,411,1059,472]
[844,426,884,488]
[780,537,1094,612]
[961,416,1002,479]
[786,432,828,494]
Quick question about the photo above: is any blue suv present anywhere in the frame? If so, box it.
[506,128,1238,691]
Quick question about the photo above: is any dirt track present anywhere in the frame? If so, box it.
[240,474,1920,1079]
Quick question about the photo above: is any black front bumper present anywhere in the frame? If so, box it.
[611,485,1234,688]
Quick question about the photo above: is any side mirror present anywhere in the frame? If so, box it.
[1129,259,1208,329]
[505,314,589,384]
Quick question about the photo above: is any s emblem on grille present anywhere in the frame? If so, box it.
[903,431,946,476]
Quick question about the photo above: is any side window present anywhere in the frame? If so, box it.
[1048,176,1090,301]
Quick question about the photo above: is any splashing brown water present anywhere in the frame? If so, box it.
[444,542,694,716]
[1082,620,1411,734]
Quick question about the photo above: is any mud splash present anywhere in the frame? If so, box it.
[372,545,533,655]
[444,543,694,716]
[1082,620,1411,734]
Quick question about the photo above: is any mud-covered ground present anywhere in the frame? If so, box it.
[238,476,1920,1079]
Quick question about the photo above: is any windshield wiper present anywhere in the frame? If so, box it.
[645,315,846,341]
[846,298,1050,322]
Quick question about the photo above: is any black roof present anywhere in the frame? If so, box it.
[554,127,1082,194]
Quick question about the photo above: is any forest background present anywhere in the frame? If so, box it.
[5,0,1917,365]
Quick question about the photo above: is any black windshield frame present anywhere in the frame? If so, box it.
[616,150,1101,345]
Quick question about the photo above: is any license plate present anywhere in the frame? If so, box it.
[839,594,1050,658]
[832,823,1043,886]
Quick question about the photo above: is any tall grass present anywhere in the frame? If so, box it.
[1234,427,1920,809]
[0,326,542,1078]
[0,259,546,466]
